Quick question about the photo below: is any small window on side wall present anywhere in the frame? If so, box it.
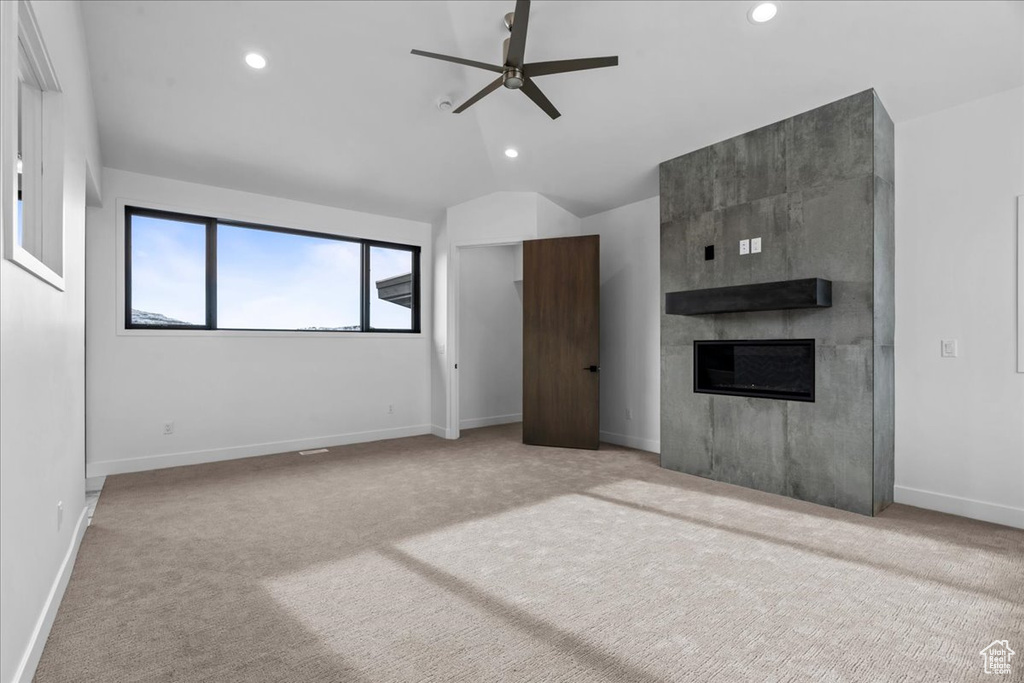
[3,0,65,290]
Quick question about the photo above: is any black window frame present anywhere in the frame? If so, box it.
[125,205,422,334]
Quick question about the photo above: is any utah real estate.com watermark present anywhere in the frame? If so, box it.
[980,640,1015,675]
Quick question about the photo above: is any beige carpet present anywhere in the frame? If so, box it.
[36,424,1023,682]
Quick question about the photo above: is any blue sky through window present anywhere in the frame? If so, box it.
[217,226,361,330]
[370,246,414,330]
[130,215,206,325]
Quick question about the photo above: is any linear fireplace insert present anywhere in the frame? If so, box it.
[694,339,815,402]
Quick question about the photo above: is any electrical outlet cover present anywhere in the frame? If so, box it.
[739,239,750,255]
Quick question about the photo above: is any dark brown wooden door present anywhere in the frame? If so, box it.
[523,235,600,449]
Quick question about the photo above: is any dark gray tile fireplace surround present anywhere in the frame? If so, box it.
[660,90,894,516]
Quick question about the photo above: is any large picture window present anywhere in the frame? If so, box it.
[125,206,420,333]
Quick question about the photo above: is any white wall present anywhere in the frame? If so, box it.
[537,195,582,239]
[445,191,540,246]
[458,245,522,428]
[0,2,101,682]
[894,86,1024,528]
[86,168,432,477]
[581,197,661,453]
[430,214,448,436]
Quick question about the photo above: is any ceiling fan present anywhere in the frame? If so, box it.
[411,0,618,120]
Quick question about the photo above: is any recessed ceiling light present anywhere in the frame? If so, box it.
[245,52,267,69]
[504,148,519,159]
[748,2,778,24]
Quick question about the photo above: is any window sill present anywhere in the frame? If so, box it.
[5,243,65,291]
[115,328,424,339]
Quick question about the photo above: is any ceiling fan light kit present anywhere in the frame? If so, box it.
[411,0,619,120]
[503,68,524,90]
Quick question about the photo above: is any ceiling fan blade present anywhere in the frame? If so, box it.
[410,49,503,74]
[521,78,560,120]
[505,0,531,69]
[453,75,505,114]
[525,56,619,77]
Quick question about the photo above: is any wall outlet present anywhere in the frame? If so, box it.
[626,409,633,421]
[387,404,394,414]
[163,421,174,435]
[739,239,750,255]
[941,339,958,358]
[751,237,762,254]
[57,501,63,531]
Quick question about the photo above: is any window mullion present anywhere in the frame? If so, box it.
[207,220,218,329]
[360,242,370,332]
[124,209,133,328]
[413,248,421,333]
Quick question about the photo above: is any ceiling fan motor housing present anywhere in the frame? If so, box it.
[501,31,522,89]
[503,68,524,89]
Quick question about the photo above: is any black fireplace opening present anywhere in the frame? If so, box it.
[694,339,815,402]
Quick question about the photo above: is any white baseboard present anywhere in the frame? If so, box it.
[86,424,433,478]
[12,505,88,683]
[600,430,660,454]
[85,475,106,492]
[894,485,1024,529]
[430,425,459,440]
[459,413,522,430]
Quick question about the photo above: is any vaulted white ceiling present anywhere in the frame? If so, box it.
[81,1,1023,222]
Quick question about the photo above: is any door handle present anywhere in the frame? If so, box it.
[584,365,600,373]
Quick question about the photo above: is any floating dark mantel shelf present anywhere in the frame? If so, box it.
[666,278,832,315]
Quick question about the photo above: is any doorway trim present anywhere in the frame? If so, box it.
[446,237,523,440]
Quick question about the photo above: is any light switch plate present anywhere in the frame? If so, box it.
[941,339,958,358]
[739,239,750,255]
[751,237,762,254]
